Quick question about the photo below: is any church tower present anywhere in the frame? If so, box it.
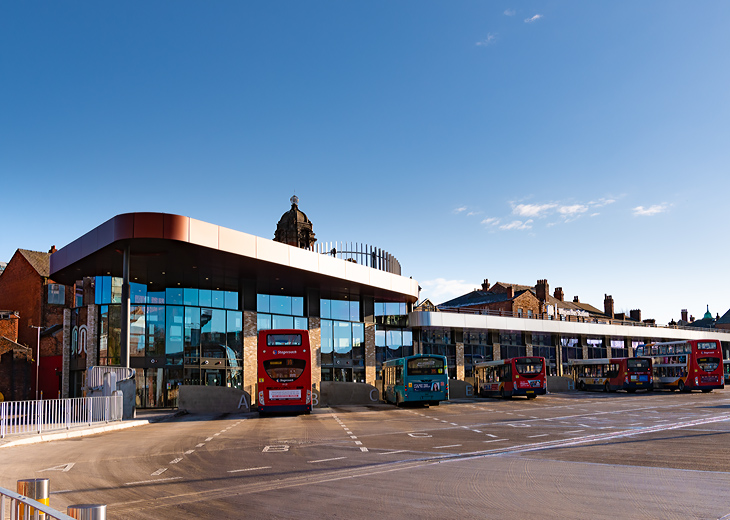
[273,195,317,249]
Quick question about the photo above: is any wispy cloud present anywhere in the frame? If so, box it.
[467,211,481,217]
[504,9,516,16]
[525,14,543,23]
[453,206,467,214]
[513,203,557,218]
[558,204,588,216]
[500,219,533,231]
[633,204,669,216]
[589,198,616,208]
[481,217,501,227]
[476,34,497,46]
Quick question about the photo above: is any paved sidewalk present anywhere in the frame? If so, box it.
[0,408,185,449]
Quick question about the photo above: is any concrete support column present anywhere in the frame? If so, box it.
[455,342,465,380]
[308,317,321,392]
[364,322,376,386]
[580,335,589,360]
[243,311,257,403]
[62,309,71,399]
[493,343,501,361]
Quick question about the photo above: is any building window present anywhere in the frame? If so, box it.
[257,294,307,332]
[48,284,65,305]
[527,310,533,319]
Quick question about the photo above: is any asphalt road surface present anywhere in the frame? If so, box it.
[3,390,730,519]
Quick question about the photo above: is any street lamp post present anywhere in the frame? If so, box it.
[30,325,42,400]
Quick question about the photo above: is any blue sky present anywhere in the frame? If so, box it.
[2,1,729,324]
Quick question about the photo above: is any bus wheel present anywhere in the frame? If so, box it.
[395,394,401,407]
[430,401,440,406]
[604,382,610,393]
[626,389,636,394]
[702,389,712,393]
[578,381,585,391]
[526,394,537,399]
[678,380,686,393]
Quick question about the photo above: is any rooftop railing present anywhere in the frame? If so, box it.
[311,242,401,276]
[432,307,730,334]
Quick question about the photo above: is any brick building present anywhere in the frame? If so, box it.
[0,248,71,399]
[0,311,34,401]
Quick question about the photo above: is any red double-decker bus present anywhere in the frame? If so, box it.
[257,329,312,414]
[635,340,724,392]
[473,357,547,399]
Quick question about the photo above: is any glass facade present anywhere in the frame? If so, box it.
[321,298,367,383]
[95,277,243,407]
[421,328,454,378]
[532,332,557,376]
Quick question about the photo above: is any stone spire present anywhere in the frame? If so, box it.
[274,195,317,249]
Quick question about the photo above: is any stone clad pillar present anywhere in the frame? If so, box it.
[243,311,258,403]
[456,342,465,380]
[86,304,98,368]
[62,309,71,398]
[308,317,321,392]
[365,322,376,386]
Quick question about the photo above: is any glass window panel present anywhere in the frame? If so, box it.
[272,314,294,329]
[270,295,292,315]
[183,288,199,306]
[185,307,200,364]
[387,330,402,347]
[166,306,184,365]
[334,321,352,354]
[375,302,385,316]
[199,290,212,308]
[321,299,331,319]
[166,288,183,305]
[294,317,308,330]
[352,323,364,348]
[99,305,108,360]
[95,276,103,304]
[146,306,165,356]
[201,308,226,358]
[107,305,121,365]
[332,300,349,321]
[226,311,243,360]
[225,291,238,310]
[350,301,360,322]
[385,302,400,316]
[257,294,270,313]
[130,283,147,304]
[130,305,146,357]
[212,291,225,308]
[400,303,407,315]
[375,330,386,347]
[321,320,333,366]
[111,277,122,304]
[403,330,413,346]
[257,313,271,332]
[147,291,165,304]
[291,297,304,316]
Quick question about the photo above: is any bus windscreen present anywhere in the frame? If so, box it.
[407,357,445,375]
[264,358,307,382]
[697,357,721,373]
[515,358,543,376]
[627,359,650,369]
[267,334,302,346]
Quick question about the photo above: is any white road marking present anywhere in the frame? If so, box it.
[379,450,409,455]
[195,443,205,447]
[228,466,272,473]
[350,435,358,439]
[565,430,585,434]
[360,447,369,452]
[308,457,346,464]
[169,458,183,464]
[184,450,195,455]
[39,463,75,472]
[434,444,462,449]
[528,434,549,438]
[355,441,363,445]
[125,477,182,486]
[214,433,221,436]
[473,430,482,433]
[205,437,213,441]
[484,439,508,443]
[151,468,167,476]
[485,434,498,438]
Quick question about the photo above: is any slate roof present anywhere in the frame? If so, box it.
[716,308,730,325]
[439,287,529,308]
[17,249,50,278]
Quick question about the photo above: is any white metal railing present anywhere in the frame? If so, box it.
[0,396,123,439]
[86,366,135,391]
[0,486,74,520]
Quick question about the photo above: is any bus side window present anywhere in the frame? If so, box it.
[396,366,403,386]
